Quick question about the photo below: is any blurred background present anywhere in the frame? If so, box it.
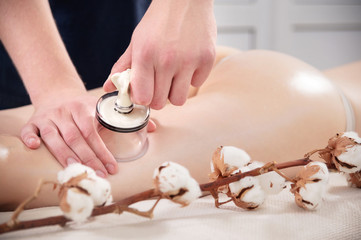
[214,0,361,70]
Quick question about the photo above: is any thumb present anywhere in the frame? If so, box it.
[103,44,133,92]
[20,123,41,149]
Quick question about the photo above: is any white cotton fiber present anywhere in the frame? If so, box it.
[222,146,251,168]
[229,176,265,207]
[343,131,361,144]
[257,171,286,195]
[235,161,286,195]
[57,163,96,184]
[58,163,113,207]
[78,175,112,206]
[331,132,361,173]
[298,181,327,210]
[337,144,361,173]
[307,162,329,182]
[178,177,202,205]
[61,188,94,223]
[292,161,329,210]
[154,162,201,206]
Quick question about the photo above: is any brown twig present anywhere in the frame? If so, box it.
[114,196,162,219]
[0,188,159,234]
[7,179,44,227]
[0,158,311,235]
[200,158,311,191]
[304,148,326,158]
[7,180,59,226]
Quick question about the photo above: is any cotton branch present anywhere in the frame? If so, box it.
[0,158,311,235]
[0,189,159,234]
[201,158,311,191]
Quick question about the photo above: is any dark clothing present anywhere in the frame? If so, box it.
[0,0,150,109]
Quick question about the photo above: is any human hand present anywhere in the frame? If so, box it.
[103,0,217,109]
[20,90,118,178]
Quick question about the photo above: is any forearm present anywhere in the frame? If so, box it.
[0,0,85,106]
[149,0,215,24]
[144,0,215,48]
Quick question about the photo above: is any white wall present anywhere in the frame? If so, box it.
[214,0,361,69]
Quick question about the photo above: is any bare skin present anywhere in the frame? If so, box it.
[0,49,359,210]
[323,61,361,134]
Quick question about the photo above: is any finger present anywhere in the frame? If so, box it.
[73,113,118,175]
[103,78,117,93]
[36,120,81,168]
[168,68,194,106]
[103,44,132,92]
[191,51,215,88]
[150,66,174,109]
[147,119,157,132]
[191,66,213,88]
[130,49,155,106]
[54,116,108,178]
[20,123,41,149]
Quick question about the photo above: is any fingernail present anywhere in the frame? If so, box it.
[26,137,36,146]
[106,163,115,174]
[66,157,78,165]
[96,170,106,178]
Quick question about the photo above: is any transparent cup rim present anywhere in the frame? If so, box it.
[96,92,150,133]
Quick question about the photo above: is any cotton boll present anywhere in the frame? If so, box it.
[60,187,94,223]
[57,163,96,184]
[337,131,361,173]
[153,162,190,194]
[240,182,265,206]
[226,165,253,195]
[228,179,243,198]
[78,175,112,206]
[154,161,190,179]
[306,162,329,182]
[211,146,251,178]
[317,132,361,174]
[257,171,286,195]
[154,162,201,206]
[297,181,328,210]
[343,131,361,143]
[336,144,361,173]
[240,161,286,195]
[173,178,202,206]
[58,163,113,206]
[222,146,251,168]
[229,176,265,209]
[291,161,329,210]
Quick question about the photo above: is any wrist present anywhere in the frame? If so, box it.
[149,0,214,13]
[29,75,87,107]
